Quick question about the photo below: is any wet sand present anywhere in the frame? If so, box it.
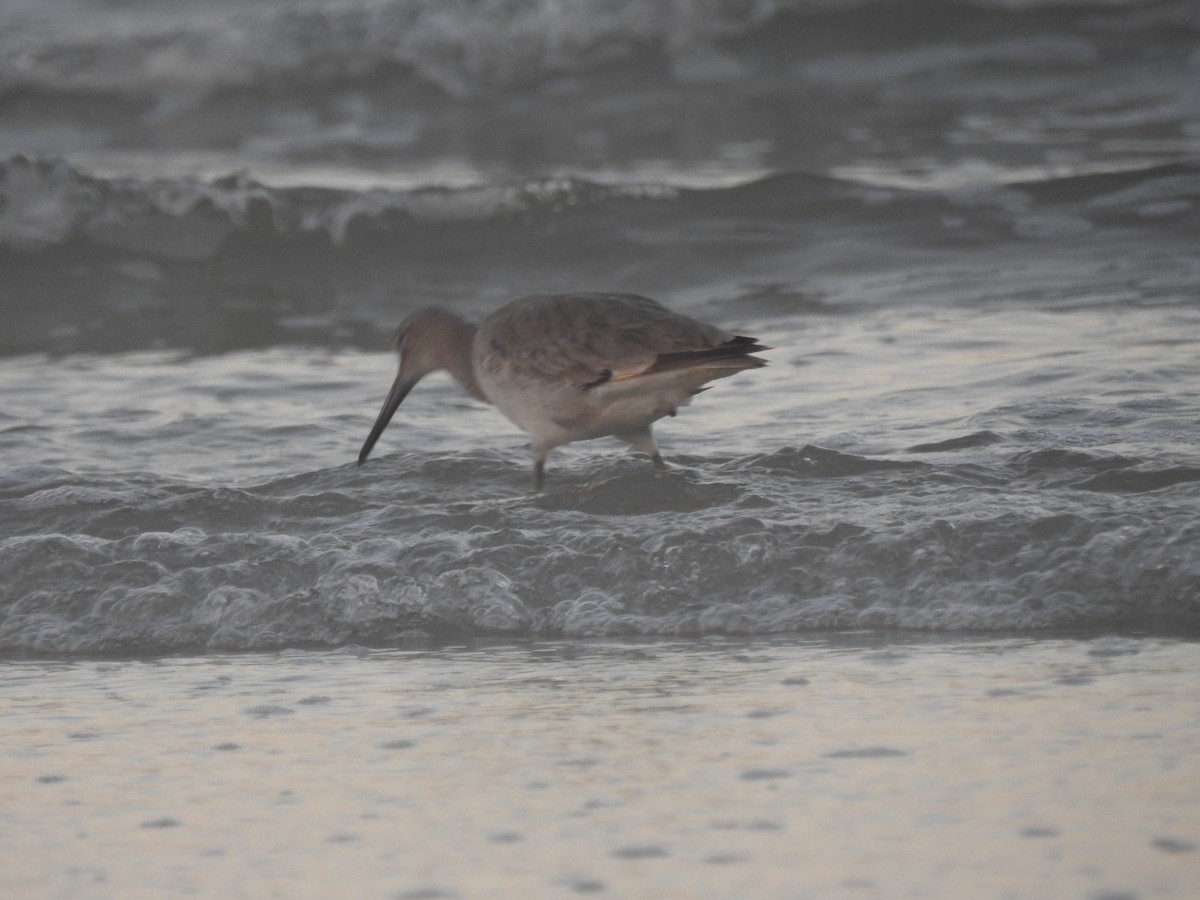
[3,635,1198,898]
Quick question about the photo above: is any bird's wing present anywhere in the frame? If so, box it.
[479,293,744,386]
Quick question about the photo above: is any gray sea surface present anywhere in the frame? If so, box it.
[3,0,1200,896]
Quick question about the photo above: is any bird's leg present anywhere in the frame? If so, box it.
[531,452,548,491]
[618,427,668,471]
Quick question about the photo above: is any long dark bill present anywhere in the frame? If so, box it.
[357,370,416,465]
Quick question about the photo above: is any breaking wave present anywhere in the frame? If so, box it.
[3,444,1197,655]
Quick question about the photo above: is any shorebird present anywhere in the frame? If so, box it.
[357,292,769,489]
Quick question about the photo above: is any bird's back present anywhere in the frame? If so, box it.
[475,293,752,385]
[472,293,767,448]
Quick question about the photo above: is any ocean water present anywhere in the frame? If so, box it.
[3,0,1200,896]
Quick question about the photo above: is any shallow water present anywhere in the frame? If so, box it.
[3,282,1198,651]
[3,636,1198,899]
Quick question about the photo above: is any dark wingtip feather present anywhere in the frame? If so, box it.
[647,336,771,374]
[731,335,772,354]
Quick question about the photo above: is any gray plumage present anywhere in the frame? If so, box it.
[358,293,769,488]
